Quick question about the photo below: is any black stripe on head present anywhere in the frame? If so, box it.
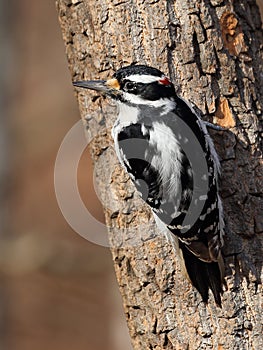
[114,65,164,81]
[113,65,176,101]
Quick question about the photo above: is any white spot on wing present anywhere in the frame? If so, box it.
[204,224,214,233]
[199,194,207,201]
[217,195,224,245]
[179,96,221,177]
[141,124,148,136]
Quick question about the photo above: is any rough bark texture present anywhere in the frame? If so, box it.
[56,0,263,349]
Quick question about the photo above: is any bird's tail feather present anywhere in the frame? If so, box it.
[179,241,223,307]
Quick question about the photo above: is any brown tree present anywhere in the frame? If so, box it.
[56,0,263,348]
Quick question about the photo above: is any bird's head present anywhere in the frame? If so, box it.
[73,65,176,107]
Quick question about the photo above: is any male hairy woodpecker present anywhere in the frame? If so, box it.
[73,65,225,306]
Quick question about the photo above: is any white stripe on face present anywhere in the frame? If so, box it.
[127,74,162,84]
[121,92,175,111]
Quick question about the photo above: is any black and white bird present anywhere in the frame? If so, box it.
[73,65,225,306]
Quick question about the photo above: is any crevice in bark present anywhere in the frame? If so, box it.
[196,11,209,41]
[152,317,157,334]
[166,0,180,84]
[192,31,204,77]
[163,333,169,346]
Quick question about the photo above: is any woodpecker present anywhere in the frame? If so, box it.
[73,65,224,306]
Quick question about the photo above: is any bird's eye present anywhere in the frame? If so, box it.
[123,81,136,91]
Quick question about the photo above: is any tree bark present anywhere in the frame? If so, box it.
[56,0,263,349]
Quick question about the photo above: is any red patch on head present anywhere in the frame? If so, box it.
[159,76,171,86]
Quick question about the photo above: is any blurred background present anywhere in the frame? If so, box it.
[1,1,262,350]
[1,1,132,349]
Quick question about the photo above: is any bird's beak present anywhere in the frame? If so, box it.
[73,78,121,97]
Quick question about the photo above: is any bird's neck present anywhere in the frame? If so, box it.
[115,98,176,125]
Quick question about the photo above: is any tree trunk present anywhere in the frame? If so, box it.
[56,0,263,349]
